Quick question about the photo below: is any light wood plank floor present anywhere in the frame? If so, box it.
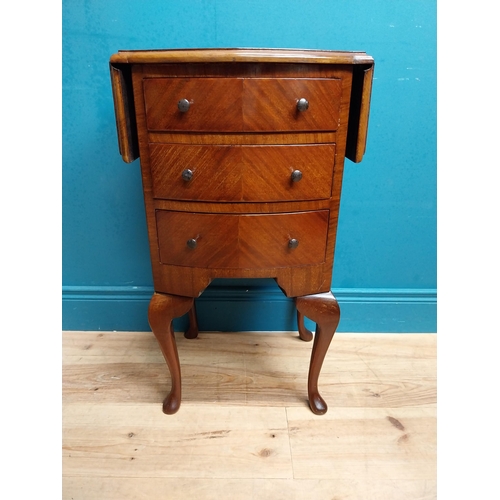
[63,331,436,500]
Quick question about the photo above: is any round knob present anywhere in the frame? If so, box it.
[178,99,190,112]
[182,169,193,181]
[296,98,309,112]
[291,170,302,182]
[288,238,299,249]
[187,238,197,249]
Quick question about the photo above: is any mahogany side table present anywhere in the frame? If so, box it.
[109,48,374,415]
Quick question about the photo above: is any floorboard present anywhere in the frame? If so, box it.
[63,331,436,499]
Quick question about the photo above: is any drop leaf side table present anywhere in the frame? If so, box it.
[109,48,374,415]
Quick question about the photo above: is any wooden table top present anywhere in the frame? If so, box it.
[110,48,374,65]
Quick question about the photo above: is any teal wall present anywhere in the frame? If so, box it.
[62,0,437,332]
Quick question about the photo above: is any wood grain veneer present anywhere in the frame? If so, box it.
[149,144,335,202]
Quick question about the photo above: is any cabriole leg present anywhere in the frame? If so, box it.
[295,291,340,415]
[297,310,313,342]
[184,301,199,339]
[148,293,194,414]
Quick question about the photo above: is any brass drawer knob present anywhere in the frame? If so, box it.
[186,238,197,249]
[291,170,302,182]
[182,169,193,181]
[296,98,309,112]
[178,98,191,112]
[288,238,299,249]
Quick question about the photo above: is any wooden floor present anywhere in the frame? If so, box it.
[62,330,436,500]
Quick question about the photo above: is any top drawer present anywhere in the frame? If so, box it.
[143,77,342,133]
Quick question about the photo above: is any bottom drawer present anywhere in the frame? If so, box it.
[156,210,329,269]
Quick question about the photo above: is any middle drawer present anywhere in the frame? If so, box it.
[149,143,335,202]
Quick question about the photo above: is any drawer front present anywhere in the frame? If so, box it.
[156,210,329,269]
[143,77,342,132]
[243,78,342,132]
[144,78,242,132]
[149,144,336,202]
